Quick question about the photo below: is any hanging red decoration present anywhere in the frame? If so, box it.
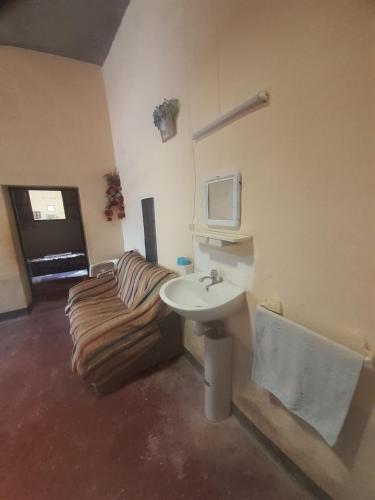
[104,170,125,221]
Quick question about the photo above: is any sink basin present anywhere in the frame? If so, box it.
[160,272,244,322]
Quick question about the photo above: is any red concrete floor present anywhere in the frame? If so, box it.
[0,290,313,500]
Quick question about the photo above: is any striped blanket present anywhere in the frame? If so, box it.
[66,251,177,394]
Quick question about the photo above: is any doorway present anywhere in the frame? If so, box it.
[8,186,89,301]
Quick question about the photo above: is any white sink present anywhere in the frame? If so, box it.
[159,272,244,322]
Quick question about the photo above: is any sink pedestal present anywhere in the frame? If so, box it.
[203,323,232,422]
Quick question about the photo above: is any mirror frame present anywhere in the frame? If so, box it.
[204,172,241,228]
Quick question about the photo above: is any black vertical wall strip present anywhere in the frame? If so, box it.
[141,197,158,265]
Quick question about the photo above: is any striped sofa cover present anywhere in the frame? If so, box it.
[66,251,182,394]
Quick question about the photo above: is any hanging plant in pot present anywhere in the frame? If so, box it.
[104,170,125,221]
[153,98,180,142]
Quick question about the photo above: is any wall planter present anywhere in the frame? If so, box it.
[153,98,180,143]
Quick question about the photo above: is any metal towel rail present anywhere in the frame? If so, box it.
[260,303,374,371]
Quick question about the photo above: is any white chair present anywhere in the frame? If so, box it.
[89,259,119,278]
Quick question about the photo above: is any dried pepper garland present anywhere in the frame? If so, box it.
[104,171,125,221]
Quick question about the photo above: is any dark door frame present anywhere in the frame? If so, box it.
[7,185,89,296]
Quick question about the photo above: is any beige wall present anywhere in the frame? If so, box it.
[103,1,375,498]
[0,47,124,313]
[103,0,195,266]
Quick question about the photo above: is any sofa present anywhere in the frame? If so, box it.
[65,251,182,395]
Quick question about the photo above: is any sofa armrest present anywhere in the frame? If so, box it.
[65,273,117,314]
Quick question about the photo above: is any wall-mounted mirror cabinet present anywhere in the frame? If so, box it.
[204,173,241,228]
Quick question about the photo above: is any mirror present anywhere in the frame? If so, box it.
[205,173,241,228]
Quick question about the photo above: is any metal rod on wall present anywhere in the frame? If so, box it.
[192,90,270,141]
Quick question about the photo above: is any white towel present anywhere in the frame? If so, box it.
[251,306,363,446]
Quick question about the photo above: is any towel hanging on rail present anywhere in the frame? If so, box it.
[251,306,363,446]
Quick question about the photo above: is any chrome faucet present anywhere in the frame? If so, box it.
[199,269,223,291]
